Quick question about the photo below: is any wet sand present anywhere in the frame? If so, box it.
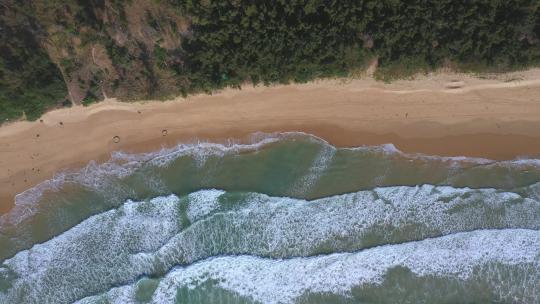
[1,70,540,214]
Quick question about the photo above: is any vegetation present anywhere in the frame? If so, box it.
[1,0,539,123]
[175,0,539,88]
[0,3,67,122]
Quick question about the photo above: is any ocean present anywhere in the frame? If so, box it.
[0,132,539,304]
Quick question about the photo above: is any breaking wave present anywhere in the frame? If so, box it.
[1,186,539,303]
[1,132,539,303]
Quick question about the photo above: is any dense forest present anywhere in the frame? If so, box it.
[1,0,539,123]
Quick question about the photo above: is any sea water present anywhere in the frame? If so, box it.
[0,132,539,303]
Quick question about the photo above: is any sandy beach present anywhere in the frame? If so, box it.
[1,69,540,214]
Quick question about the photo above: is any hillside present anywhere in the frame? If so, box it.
[1,0,539,123]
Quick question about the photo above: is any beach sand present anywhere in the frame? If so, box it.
[1,69,540,214]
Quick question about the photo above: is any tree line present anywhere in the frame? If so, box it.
[1,0,539,122]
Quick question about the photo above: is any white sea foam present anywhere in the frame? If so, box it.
[72,229,540,304]
[150,229,539,304]
[0,195,183,304]
[3,131,540,227]
[4,185,540,299]
[186,189,225,222]
[140,184,540,274]
[1,134,287,226]
[74,285,136,304]
[348,142,494,165]
[291,143,336,194]
[527,182,540,201]
[2,185,539,304]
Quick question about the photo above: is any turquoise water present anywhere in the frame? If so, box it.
[0,132,539,303]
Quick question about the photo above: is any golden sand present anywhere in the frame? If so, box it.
[1,69,540,213]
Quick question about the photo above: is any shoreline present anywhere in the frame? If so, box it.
[1,69,540,214]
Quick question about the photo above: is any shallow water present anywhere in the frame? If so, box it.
[1,132,539,303]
